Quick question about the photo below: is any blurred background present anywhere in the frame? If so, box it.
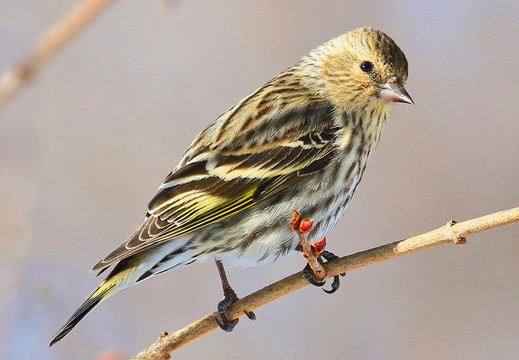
[1,1,519,359]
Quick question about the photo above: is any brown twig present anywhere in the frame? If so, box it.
[0,0,117,108]
[131,206,519,360]
[289,210,326,281]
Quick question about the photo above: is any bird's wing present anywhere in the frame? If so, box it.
[92,95,341,272]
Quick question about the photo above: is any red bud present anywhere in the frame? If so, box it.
[300,218,314,233]
[311,236,326,255]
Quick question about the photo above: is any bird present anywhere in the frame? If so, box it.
[50,27,413,346]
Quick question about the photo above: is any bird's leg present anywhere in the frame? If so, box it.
[214,260,255,332]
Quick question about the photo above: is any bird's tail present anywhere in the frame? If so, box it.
[49,277,119,346]
[50,239,192,346]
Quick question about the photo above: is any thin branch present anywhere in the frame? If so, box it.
[290,210,326,281]
[0,0,117,108]
[132,207,519,360]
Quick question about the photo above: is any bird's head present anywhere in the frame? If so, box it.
[300,27,413,110]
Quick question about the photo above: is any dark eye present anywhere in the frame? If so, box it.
[360,61,374,73]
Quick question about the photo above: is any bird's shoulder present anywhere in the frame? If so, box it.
[178,69,344,166]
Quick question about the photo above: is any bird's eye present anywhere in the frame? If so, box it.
[360,61,374,73]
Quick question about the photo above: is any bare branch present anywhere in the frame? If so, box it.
[289,210,326,281]
[0,0,117,108]
[131,207,519,360]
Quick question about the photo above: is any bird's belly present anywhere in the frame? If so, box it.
[201,156,365,266]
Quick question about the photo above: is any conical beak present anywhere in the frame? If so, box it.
[379,80,414,105]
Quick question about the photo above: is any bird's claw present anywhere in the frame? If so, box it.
[323,274,341,294]
[215,291,255,332]
[216,292,240,332]
[302,250,345,294]
[321,249,346,272]
[245,310,256,321]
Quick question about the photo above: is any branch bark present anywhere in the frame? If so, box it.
[0,0,117,108]
[290,210,326,281]
[132,207,519,360]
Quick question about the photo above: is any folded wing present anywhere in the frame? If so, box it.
[92,95,340,272]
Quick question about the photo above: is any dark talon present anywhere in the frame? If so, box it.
[320,250,345,293]
[216,293,240,332]
[215,300,255,331]
[245,310,256,321]
[215,316,238,332]
[299,247,345,291]
[320,250,338,261]
[214,260,255,332]
[321,249,346,277]
[323,275,341,294]
[320,250,344,293]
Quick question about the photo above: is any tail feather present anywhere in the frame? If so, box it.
[49,282,116,347]
[50,240,191,346]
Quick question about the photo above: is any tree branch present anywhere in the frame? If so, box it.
[131,207,519,360]
[290,210,326,281]
[0,0,117,109]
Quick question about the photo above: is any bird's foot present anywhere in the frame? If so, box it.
[215,289,255,332]
[302,250,345,294]
[290,211,345,294]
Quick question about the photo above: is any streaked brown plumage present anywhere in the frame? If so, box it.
[51,27,412,345]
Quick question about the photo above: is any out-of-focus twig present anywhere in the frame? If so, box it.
[0,0,117,109]
[154,0,180,24]
[131,207,519,360]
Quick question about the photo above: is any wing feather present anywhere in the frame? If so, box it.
[92,91,340,272]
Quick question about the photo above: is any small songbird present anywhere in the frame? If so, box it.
[50,27,413,345]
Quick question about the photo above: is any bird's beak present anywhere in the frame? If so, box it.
[379,80,414,105]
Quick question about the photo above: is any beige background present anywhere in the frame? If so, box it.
[1,1,519,359]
